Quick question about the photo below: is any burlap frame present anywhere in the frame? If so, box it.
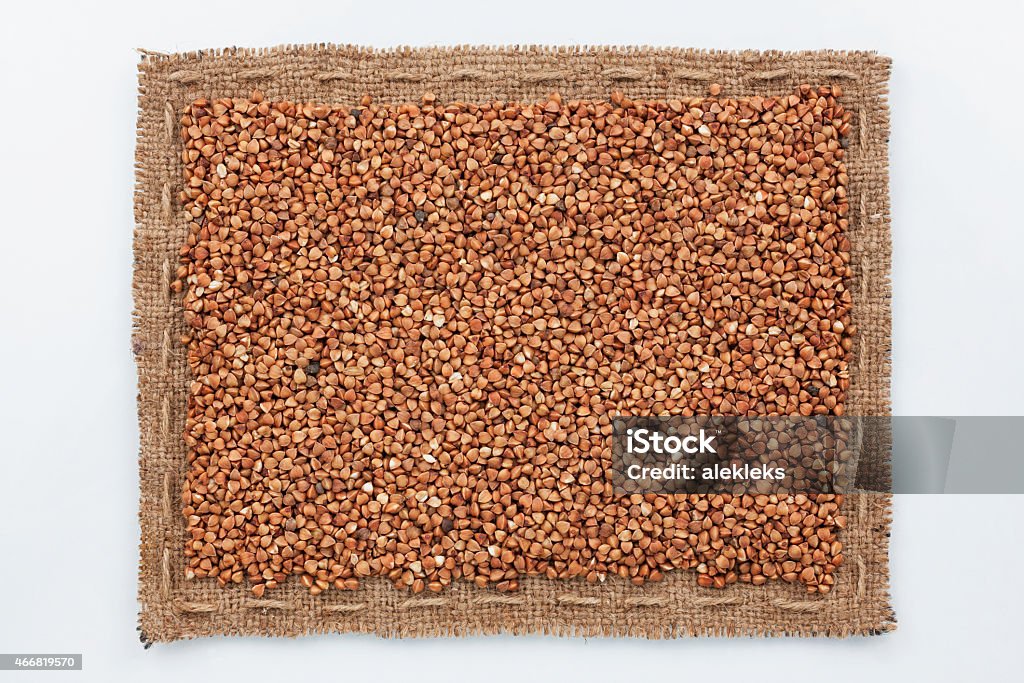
[134,46,893,642]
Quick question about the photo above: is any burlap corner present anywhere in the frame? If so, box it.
[133,46,893,642]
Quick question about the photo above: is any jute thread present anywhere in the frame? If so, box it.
[134,46,893,642]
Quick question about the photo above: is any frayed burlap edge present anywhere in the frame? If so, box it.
[133,46,894,643]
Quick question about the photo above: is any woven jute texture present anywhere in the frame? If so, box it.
[134,46,893,642]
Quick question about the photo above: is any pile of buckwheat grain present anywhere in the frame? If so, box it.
[175,86,853,597]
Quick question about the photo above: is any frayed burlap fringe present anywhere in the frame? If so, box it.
[133,45,894,643]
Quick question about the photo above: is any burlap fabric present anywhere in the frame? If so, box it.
[134,46,893,642]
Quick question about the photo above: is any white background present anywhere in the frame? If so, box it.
[1,0,1022,680]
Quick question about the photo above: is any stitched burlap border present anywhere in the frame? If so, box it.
[134,46,893,642]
